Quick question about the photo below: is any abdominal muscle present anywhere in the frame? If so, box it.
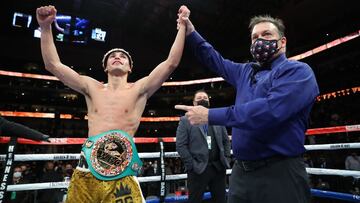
[87,113,140,137]
[86,97,145,137]
[84,81,147,137]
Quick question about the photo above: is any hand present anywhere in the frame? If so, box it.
[177,5,195,35]
[36,5,57,28]
[175,105,209,125]
[176,11,187,29]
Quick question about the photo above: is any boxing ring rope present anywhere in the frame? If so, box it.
[0,124,359,145]
[4,141,360,162]
[1,124,360,202]
[0,152,175,162]
[5,167,360,188]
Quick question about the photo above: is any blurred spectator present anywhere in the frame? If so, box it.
[304,154,314,168]
[315,178,330,190]
[165,160,173,194]
[8,166,33,203]
[143,160,161,198]
[345,152,360,170]
[317,156,330,169]
[64,163,74,179]
[19,164,33,182]
[350,187,360,195]
[37,161,64,203]
[329,113,341,126]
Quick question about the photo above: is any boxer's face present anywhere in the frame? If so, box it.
[105,51,132,74]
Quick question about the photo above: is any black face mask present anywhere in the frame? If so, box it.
[66,169,74,175]
[196,100,210,108]
[250,38,281,63]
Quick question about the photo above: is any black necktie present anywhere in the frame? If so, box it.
[250,63,271,85]
[203,124,208,135]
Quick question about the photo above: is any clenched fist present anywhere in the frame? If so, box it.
[36,5,57,28]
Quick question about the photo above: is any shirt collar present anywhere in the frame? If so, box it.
[269,53,287,70]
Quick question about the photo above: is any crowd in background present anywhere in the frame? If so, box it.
[1,93,359,202]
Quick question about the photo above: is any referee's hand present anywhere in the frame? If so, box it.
[175,105,209,125]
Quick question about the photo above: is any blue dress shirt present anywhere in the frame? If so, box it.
[187,31,319,161]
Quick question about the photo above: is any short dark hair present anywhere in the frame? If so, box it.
[249,15,285,37]
[102,48,133,69]
[193,89,208,99]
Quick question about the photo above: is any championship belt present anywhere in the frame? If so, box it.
[81,130,142,181]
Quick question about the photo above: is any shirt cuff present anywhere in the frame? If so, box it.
[208,107,229,126]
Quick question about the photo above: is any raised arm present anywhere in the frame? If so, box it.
[178,5,246,87]
[139,14,186,98]
[36,6,90,96]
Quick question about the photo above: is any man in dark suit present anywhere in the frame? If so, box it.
[176,90,231,203]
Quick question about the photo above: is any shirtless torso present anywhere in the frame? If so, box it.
[85,80,147,137]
